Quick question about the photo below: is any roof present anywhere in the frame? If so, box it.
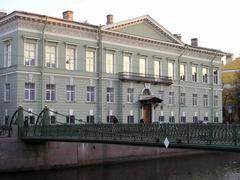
[139,96,163,104]
[223,58,240,70]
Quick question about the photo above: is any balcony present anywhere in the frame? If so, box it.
[118,72,173,85]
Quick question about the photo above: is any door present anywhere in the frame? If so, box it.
[143,105,151,124]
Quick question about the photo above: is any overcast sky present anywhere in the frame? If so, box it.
[1,0,239,57]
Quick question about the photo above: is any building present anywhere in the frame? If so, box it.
[0,10,225,125]
[222,57,240,122]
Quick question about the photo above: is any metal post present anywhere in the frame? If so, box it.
[42,106,50,136]
[17,106,24,137]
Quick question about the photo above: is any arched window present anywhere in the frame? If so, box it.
[142,89,151,96]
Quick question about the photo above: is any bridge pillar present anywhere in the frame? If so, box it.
[17,106,24,137]
[42,106,50,126]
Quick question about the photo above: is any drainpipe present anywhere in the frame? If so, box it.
[210,51,217,123]
[177,46,187,123]
[41,16,48,109]
[97,25,103,123]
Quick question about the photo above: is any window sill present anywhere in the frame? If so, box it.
[65,101,76,103]
[85,101,96,104]
[24,100,37,102]
[45,101,57,103]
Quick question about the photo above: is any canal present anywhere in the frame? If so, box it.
[1,152,240,180]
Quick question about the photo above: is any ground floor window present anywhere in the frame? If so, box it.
[25,115,35,125]
[87,115,95,123]
[107,115,114,123]
[127,115,134,124]
[50,115,56,124]
[214,117,219,123]
[4,115,9,125]
[66,115,75,124]
[180,116,186,123]
[193,116,198,123]
[169,116,175,123]
[159,116,164,122]
[204,117,208,122]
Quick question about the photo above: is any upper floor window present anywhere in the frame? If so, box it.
[168,62,174,80]
[65,46,76,70]
[86,49,96,72]
[169,92,174,105]
[106,52,114,74]
[193,94,197,106]
[127,88,134,103]
[139,57,147,76]
[180,93,186,105]
[87,86,95,102]
[66,85,75,102]
[192,65,197,82]
[202,67,208,83]
[4,41,11,67]
[24,42,37,66]
[213,69,218,84]
[25,82,35,101]
[154,60,160,77]
[203,94,208,107]
[107,87,114,103]
[4,83,10,102]
[46,84,56,101]
[214,95,218,106]
[123,54,131,73]
[180,64,186,81]
[45,45,57,68]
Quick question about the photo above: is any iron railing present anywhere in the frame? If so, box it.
[22,123,240,150]
[0,125,11,137]
[118,72,173,85]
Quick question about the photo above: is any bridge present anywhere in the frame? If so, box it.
[4,106,240,151]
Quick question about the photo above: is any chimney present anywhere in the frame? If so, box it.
[106,14,113,25]
[225,53,233,64]
[191,38,198,47]
[173,34,182,41]
[0,10,7,18]
[63,10,73,21]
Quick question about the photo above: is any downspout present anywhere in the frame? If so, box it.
[177,46,187,123]
[97,25,103,123]
[210,51,217,123]
[41,16,48,108]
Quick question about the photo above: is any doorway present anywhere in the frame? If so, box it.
[143,104,152,124]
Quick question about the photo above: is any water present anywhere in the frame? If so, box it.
[1,152,240,180]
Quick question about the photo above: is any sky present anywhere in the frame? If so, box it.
[0,0,239,58]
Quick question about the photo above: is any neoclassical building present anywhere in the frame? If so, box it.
[0,10,225,125]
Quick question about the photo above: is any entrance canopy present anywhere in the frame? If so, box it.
[139,95,163,104]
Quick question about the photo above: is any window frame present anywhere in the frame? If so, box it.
[24,41,37,66]
[107,87,114,103]
[106,52,115,74]
[66,85,75,102]
[4,41,11,68]
[46,84,56,101]
[87,86,95,102]
[65,46,76,70]
[24,82,36,101]
[45,44,57,68]
[127,88,134,103]
[4,83,10,102]
[86,49,96,72]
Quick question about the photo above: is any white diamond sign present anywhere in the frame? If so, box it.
[164,137,170,148]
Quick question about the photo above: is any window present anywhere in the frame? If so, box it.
[123,54,131,73]
[127,88,134,103]
[193,94,197,106]
[25,115,35,125]
[204,116,208,122]
[45,45,56,68]
[24,42,36,66]
[168,62,174,79]
[159,116,164,122]
[139,57,147,76]
[87,86,95,102]
[66,85,75,102]
[46,84,56,101]
[154,60,160,77]
[180,93,185,105]
[107,115,114,123]
[202,67,208,83]
[180,64,185,81]
[192,65,197,82]
[86,50,95,72]
[4,83,10,102]
[66,47,76,70]
[4,42,11,67]
[25,83,35,101]
[180,116,186,123]
[107,87,114,103]
[214,95,218,106]
[66,115,75,124]
[50,115,56,124]
[4,115,9,125]
[169,116,175,123]
[87,115,95,123]
[214,117,219,123]
[213,70,218,84]
[127,115,134,124]
[193,116,198,123]
[203,94,208,107]
[169,92,174,105]
[106,52,114,73]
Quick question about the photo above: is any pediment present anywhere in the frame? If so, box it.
[103,15,183,45]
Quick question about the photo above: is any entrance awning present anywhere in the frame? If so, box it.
[139,96,163,104]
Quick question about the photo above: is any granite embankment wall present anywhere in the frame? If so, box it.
[0,136,209,173]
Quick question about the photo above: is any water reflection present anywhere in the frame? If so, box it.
[1,152,240,180]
